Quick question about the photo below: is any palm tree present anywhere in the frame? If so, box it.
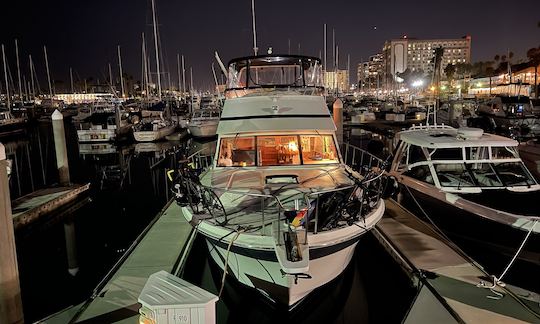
[527,47,540,98]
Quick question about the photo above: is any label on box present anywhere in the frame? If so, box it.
[170,308,190,324]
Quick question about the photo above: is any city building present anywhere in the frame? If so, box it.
[324,70,350,93]
[357,53,384,92]
[382,36,472,86]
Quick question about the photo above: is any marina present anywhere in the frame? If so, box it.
[1,1,540,323]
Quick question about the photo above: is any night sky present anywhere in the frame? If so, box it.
[1,0,539,90]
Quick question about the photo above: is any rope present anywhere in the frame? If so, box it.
[218,228,245,298]
[477,219,538,300]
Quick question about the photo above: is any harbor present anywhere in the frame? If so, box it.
[1,1,540,323]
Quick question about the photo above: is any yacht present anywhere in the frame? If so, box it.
[390,125,540,265]
[175,55,386,308]
[187,108,220,138]
[76,107,132,143]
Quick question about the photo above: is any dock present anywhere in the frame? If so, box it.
[41,199,194,323]
[12,183,90,230]
[373,199,540,323]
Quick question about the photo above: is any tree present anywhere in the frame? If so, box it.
[527,47,540,98]
[444,64,456,81]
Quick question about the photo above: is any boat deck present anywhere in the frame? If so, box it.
[374,199,540,323]
[41,200,194,323]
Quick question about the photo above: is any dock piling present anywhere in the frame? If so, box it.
[0,157,24,324]
[64,221,79,276]
[52,109,71,185]
[333,98,344,145]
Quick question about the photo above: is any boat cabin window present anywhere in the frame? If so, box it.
[408,145,427,164]
[491,146,518,159]
[434,161,536,187]
[300,135,338,165]
[429,148,463,160]
[218,137,256,167]
[217,134,339,167]
[258,136,301,166]
[404,165,434,184]
[465,146,489,160]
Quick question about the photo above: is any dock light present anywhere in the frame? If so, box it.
[456,85,461,89]
[476,82,482,87]
[430,86,436,91]
[412,80,423,87]
[441,85,447,90]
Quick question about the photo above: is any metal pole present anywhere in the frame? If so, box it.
[323,24,327,73]
[108,63,113,91]
[70,67,74,93]
[52,109,70,185]
[29,55,35,97]
[117,45,125,98]
[177,53,181,93]
[181,55,186,97]
[15,39,22,99]
[2,45,10,110]
[44,46,53,99]
[151,0,162,100]
[251,0,258,55]
[0,150,24,324]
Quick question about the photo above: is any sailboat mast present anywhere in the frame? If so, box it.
[151,0,162,100]
[29,55,35,97]
[323,24,327,72]
[15,39,22,99]
[44,46,53,100]
[108,63,113,91]
[251,0,258,55]
[70,67,74,93]
[117,45,125,98]
[2,45,11,109]
[177,53,181,94]
[181,55,186,97]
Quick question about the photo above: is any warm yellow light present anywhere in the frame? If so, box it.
[456,85,461,89]
[476,83,482,87]
[288,141,298,152]
[430,86,436,91]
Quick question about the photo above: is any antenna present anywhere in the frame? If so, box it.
[251,0,258,55]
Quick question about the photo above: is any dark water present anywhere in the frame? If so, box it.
[4,121,202,322]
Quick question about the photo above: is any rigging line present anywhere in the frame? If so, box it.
[219,229,244,298]
[496,219,537,283]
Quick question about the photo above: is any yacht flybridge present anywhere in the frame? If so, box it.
[390,125,540,264]
[174,55,386,307]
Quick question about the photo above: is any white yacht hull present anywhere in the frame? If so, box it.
[133,125,176,142]
[181,200,384,307]
[188,122,218,138]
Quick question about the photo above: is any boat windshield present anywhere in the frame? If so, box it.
[434,161,536,187]
[227,56,323,91]
[193,109,220,118]
[217,134,339,167]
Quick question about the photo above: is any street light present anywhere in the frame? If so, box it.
[412,80,424,87]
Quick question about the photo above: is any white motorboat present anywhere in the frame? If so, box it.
[173,55,386,308]
[0,109,27,137]
[187,108,220,138]
[76,107,132,143]
[389,125,540,265]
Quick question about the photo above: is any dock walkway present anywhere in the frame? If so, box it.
[374,199,540,323]
[42,200,194,323]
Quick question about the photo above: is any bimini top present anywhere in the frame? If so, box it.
[398,125,519,149]
[225,55,323,98]
[217,94,335,135]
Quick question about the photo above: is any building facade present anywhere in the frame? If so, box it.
[324,70,350,93]
[357,53,384,92]
[382,36,471,86]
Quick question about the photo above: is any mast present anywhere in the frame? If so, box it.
[323,24,327,73]
[2,45,10,109]
[251,0,258,55]
[176,53,181,93]
[15,39,22,99]
[117,45,125,98]
[211,63,221,97]
[29,55,35,97]
[332,28,335,71]
[142,33,150,101]
[347,54,350,91]
[44,45,53,99]
[108,63,113,90]
[181,55,186,97]
[151,0,162,100]
[70,67,74,93]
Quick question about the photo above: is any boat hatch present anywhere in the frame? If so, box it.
[265,175,299,184]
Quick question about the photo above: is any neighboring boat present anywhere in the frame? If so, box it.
[519,138,540,180]
[187,108,220,138]
[0,109,27,137]
[469,95,540,141]
[133,117,176,142]
[76,107,132,143]
[390,125,540,265]
[174,55,386,308]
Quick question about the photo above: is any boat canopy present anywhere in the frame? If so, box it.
[225,55,323,98]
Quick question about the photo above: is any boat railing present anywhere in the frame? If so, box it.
[341,142,385,176]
